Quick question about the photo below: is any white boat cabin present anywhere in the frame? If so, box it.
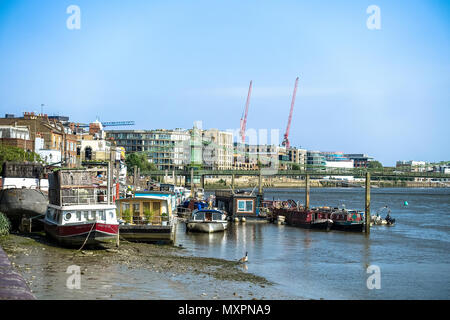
[45,204,118,226]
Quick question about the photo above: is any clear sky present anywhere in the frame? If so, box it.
[0,0,449,166]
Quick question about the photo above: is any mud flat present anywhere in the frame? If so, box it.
[0,233,296,300]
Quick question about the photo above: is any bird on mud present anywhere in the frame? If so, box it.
[238,252,248,263]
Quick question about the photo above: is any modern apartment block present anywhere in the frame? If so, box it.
[106,129,191,170]
[287,147,307,167]
[201,129,233,170]
[233,143,281,170]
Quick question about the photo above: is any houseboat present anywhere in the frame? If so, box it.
[273,207,334,230]
[43,169,119,246]
[116,191,175,243]
[0,162,49,229]
[329,208,364,232]
[215,189,266,222]
[186,209,228,233]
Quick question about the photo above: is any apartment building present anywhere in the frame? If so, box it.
[106,129,191,170]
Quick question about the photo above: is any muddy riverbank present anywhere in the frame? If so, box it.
[0,232,293,300]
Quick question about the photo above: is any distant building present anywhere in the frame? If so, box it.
[0,125,34,151]
[0,112,77,166]
[201,129,233,170]
[306,151,326,170]
[233,143,280,170]
[287,147,307,168]
[106,129,191,170]
[396,160,430,172]
[344,154,373,168]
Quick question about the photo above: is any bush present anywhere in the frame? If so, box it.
[121,208,132,224]
[0,212,11,236]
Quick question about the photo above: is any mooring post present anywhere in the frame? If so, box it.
[231,174,235,190]
[190,167,195,198]
[258,171,263,195]
[133,165,137,195]
[201,175,205,189]
[305,174,310,210]
[365,172,371,234]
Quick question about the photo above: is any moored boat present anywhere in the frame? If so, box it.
[43,168,119,247]
[186,209,228,233]
[273,207,333,231]
[330,209,364,232]
[116,193,176,243]
[44,204,119,246]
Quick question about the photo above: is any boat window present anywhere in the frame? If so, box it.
[64,212,73,221]
[83,211,88,220]
[133,203,140,215]
[237,200,253,212]
[76,211,81,221]
[101,210,106,220]
[109,210,114,219]
[88,211,95,220]
[194,212,205,221]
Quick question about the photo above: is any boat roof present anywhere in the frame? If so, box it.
[48,203,117,210]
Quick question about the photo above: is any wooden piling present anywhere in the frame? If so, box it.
[305,174,310,210]
[190,167,195,198]
[133,165,137,195]
[258,171,263,195]
[201,175,205,189]
[231,174,235,190]
[365,172,371,234]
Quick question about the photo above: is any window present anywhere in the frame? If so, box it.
[237,200,253,212]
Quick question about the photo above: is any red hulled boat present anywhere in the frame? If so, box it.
[44,204,119,246]
[43,169,119,247]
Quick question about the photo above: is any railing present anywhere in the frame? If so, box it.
[60,188,114,206]
[128,215,169,225]
[141,168,450,179]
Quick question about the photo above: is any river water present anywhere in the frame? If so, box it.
[176,188,450,299]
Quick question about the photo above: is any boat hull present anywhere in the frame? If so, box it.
[291,219,333,231]
[44,221,118,246]
[0,188,48,226]
[119,224,174,242]
[331,221,364,232]
[186,221,228,233]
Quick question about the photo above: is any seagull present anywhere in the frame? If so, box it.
[238,252,248,263]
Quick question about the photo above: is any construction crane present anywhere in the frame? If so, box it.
[282,77,299,149]
[75,121,135,128]
[239,80,253,144]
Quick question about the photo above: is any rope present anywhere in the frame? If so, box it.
[77,222,96,251]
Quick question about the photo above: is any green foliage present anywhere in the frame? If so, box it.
[0,145,42,172]
[0,212,11,236]
[121,208,132,224]
[143,208,154,223]
[368,160,383,169]
[125,152,157,175]
[291,163,301,170]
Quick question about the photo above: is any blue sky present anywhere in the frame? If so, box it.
[0,0,449,165]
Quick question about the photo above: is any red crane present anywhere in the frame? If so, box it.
[239,80,253,144]
[282,77,299,149]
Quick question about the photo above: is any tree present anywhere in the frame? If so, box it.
[368,160,383,169]
[292,163,301,170]
[125,152,157,175]
[0,145,42,173]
